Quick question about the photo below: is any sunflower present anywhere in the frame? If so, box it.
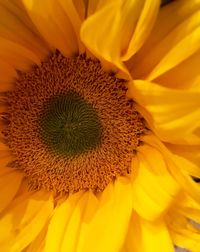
[0,0,200,251]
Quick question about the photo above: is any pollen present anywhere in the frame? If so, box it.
[2,51,146,194]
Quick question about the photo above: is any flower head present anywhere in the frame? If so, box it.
[0,0,199,252]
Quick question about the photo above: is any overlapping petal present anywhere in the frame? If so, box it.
[44,191,97,252]
[81,0,159,75]
[0,61,16,92]
[0,190,53,252]
[58,0,85,52]
[0,0,48,58]
[122,212,174,252]
[128,0,200,89]
[0,37,40,70]
[128,80,200,144]
[0,0,50,91]
[131,143,180,221]
[166,143,200,168]
[167,194,200,251]
[82,178,132,252]
[22,0,79,56]
[0,166,23,214]
[144,134,200,203]
[45,178,132,252]
[27,225,48,252]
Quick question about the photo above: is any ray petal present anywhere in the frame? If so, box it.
[131,145,180,221]
[22,0,79,56]
[128,0,200,88]
[82,177,132,252]
[81,0,159,75]
[0,167,23,214]
[129,80,200,145]
[123,212,174,252]
[0,190,53,252]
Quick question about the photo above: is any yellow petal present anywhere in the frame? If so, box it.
[169,161,200,204]
[144,134,200,203]
[155,50,200,90]
[0,150,15,167]
[27,225,48,252]
[167,210,200,251]
[81,0,159,75]
[58,0,85,52]
[172,194,200,226]
[73,0,85,21]
[44,191,85,252]
[86,0,99,16]
[0,167,23,213]
[82,177,132,252]
[129,0,200,81]
[0,190,53,252]
[0,80,15,93]
[166,149,200,179]
[128,80,200,144]
[0,60,17,91]
[0,37,40,70]
[0,142,9,151]
[60,191,98,252]
[0,0,48,58]
[132,144,180,221]
[22,0,78,56]
[148,24,200,80]
[122,0,160,61]
[166,143,200,168]
[123,212,174,252]
[81,1,127,74]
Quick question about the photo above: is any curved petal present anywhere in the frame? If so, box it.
[22,0,79,56]
[44,191,85,252]
[44,191,99,252]
[46,178,132,252]
[0,167,23,214]
[58,0,85,52]
[86,0,99,16]
[0,37,41,70]
[123,212,174,252]
[0,2,50,89]
[60,192,98,252]
[81,1,128,75]
[73,0,85,21]
[166,143,200,168]
[0,142,9,150]
[129,0,200,83]
[172,194,200,227]
[81,0,159,75]
[0,150,15,167]
[0,61,16,92]
[0,190,53,252]
[148,25,200,81]
[0,0,48,58]
[143,134,200,203]
[122,0,160,61]
[167,198,200,252]
[165,142,200,184]
[82,177,132,252]
[131,144,180,221]
[128,80,200,145]
[154,50,200,90]
[27,224,48,252]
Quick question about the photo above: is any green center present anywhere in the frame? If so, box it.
[40,91,102,157]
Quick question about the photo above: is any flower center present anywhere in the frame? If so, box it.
[40,91,102,157]
[2,51,146,194]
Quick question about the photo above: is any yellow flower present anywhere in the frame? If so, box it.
[0,0,200,252]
